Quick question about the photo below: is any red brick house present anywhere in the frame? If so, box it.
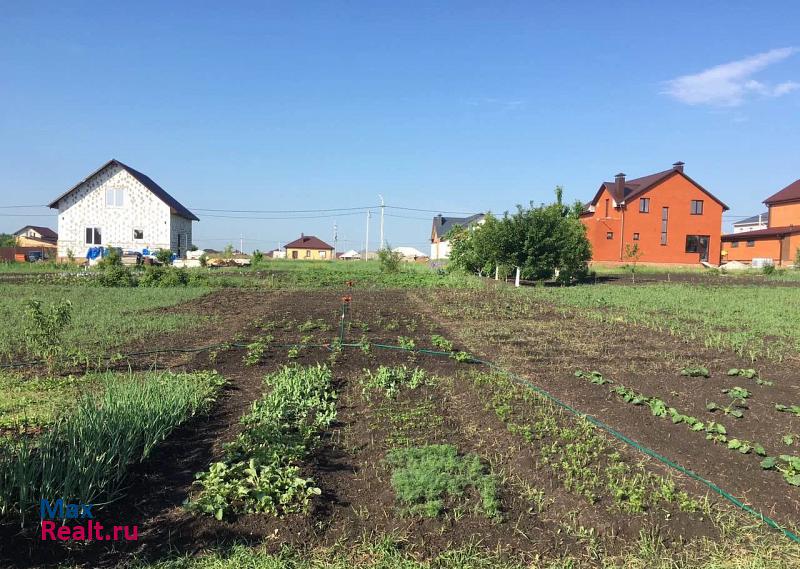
[721,179,800,267]
[581,162,728,265]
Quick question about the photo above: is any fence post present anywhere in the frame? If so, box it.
[495,265,499,280]
[515,266,520,287]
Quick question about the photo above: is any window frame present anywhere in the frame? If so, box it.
[85,227,102,245]
[632,232,640,241]
[319,250,327,259]
[731,241,739,248]
[746,240,755,248]
[606,231,614,240]
[660,207,669,245]
[105,187,124,208]
[690,200,704,215]
[133,229,144,240]
[639,198,650,213]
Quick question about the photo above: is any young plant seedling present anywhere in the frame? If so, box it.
[706,386,750,418]
[574,370,611,385]
[775,404,800,417]
[727,368,773,386]
[680,365,710,378]
[397,336,416,351]
[760,454,800,486]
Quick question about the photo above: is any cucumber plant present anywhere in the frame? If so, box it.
[775,404,800,417]
[727,368,773,386]
[574,370,611,385]
[680,365,710,378]
[760,455,800,486]
[706,386,750,419]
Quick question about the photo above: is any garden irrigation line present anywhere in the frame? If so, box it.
[3,335,798,542]
[341,342,800,545]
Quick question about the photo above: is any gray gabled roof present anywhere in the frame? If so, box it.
[732,212,768,226]
[431,213,484,238]
[48,159,199,221]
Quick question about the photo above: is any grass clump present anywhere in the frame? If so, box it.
[0,370,225,523]
[361,365,429,399]
[385,444,500,519]
[187,365,336,520]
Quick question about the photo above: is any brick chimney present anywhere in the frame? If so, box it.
[615,173,626,198]
[673,161,685,173]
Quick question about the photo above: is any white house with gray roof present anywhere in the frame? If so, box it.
[430,213,485,260]
[732,212,768,233]
[48,159,199,261]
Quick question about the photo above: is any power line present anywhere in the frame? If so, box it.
[0,205,49,209]
[200,211,365,220]
[386,205,480,215]
[191,205,376,213]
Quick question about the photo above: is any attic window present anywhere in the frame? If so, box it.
[106,188,124,208]
[639,198,650,213]
[691,200,704,215]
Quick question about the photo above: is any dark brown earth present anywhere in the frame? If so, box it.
[1,287,797,567]
[413,288,800,526]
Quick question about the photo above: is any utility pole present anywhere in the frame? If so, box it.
[378,194,385,250]
[333,221,338,257]
[364,209,371,261]
[240,233,244,254]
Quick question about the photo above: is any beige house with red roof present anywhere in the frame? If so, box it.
[284,234,335,260]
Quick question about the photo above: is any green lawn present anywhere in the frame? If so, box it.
[215,259,483,289]
[0,284,210,361]
[525,282,800,361]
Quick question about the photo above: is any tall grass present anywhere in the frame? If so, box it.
[0,370,225,524]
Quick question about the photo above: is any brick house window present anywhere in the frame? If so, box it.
[606,231,613,240]
[133,229,144,240]
[746,240,755,248]
[731,241,739,248]
[660,207,669,245]
[690,200,704,215]
[85,227,102,245]
[639,198,650,213]
[633,233,640,240]
[105,188,124,208]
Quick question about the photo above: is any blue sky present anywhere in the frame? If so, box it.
[2,1,799,251]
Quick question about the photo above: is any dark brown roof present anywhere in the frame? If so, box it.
[764,179,800,205]
[283,235,334,250]
[588,166,729,211]
[721,225,800,240]
[14,225,58,240]
[48,159,199,221]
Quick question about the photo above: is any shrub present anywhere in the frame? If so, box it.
[378,247,403,273]
[763,263,776,275]
[22,299,72,371]
[795,247,800,269]
[199,253,208,267]
[96,264,136,287]
[252,250,264,264]
[155,249,174,265]
[95,247,122,268]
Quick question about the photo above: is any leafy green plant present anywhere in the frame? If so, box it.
[760,454,800,486]
[287,346,301,359]
[22,298,72,372]
[385,444,500,519]
[244,335,272,366]
[727,368,773,386]
[707,387,750,419]
[450,351,473,363]
[188,365,336,520]
[431,334,454,352]
[680,365,710,378]
[574,370,611,385]
[361,366,428,399]
[397,336,416,350]
[155,249,174,265]
[775,404,800,417]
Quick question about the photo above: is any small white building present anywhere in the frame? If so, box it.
[339,249,361,260]
[732,212,768,233]
[430,213,485,260]
[392,246,428,261]
[48,159,198,260]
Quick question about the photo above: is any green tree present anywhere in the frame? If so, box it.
[377,247,403,273]
[624,243,643,283]
[155,249,174,265]
[0,233,16,247]
[447,188,591,284]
